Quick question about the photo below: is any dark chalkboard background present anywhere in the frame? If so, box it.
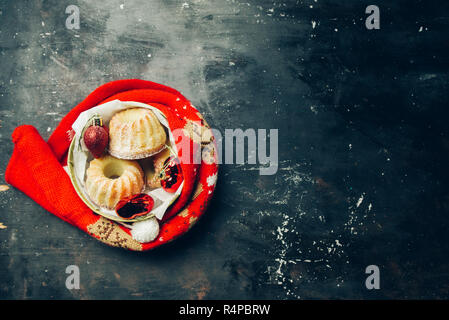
[1,0,449,299]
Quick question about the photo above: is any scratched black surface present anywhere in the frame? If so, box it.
[1,0,449,299]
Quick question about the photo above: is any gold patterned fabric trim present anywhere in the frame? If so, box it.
[183,119,213,145]
[87,217,143,251]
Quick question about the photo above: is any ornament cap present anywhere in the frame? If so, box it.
[92,116,103,127]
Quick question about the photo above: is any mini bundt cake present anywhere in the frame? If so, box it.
[140,148,171,189]
[108,107,167,160]
[85,155,144,209]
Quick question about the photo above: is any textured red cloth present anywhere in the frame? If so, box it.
[5,79,218,251]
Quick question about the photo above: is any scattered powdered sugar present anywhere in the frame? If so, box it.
[260,159,379,298]
[344,193,376,236]
[356,193,364,208]
[260,160,351,298]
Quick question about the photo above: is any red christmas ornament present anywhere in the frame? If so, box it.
[83,117,108,158]
[160,156,183,193]
[115,193,155,220]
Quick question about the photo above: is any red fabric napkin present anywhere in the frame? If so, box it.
[5,79,218,251]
